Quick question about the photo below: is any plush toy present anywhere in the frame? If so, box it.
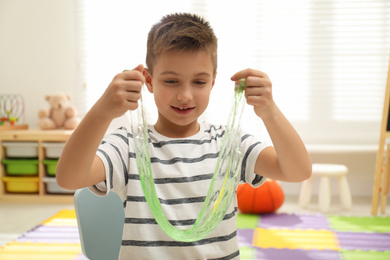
[38,93,80,130]
[237,179,284,214]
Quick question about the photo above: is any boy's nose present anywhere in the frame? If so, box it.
[177,86,193,101]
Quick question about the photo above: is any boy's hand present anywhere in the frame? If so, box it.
[94,64,145,121]
[231,68,275,120]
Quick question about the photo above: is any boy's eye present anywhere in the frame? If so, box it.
[165,80,178,84]
[194,81,206,86]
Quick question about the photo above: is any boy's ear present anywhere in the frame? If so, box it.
[211,72,217,89]
[144,68,153,93]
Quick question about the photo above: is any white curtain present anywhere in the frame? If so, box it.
[76,0,390,145]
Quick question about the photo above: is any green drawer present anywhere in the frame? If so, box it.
[2,159,39,175]
[43,159,59,176]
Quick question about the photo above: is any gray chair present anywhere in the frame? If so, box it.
[74,188,125,260]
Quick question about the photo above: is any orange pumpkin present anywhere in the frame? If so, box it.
[236,179,284,214]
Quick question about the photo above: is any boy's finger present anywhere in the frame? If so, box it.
[231,68,267,81]
[133,64,144,73]
[122,65,145,82]
[230,70,246,81]
[122,64,145,74]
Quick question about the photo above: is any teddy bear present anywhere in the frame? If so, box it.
[38,93,80,130]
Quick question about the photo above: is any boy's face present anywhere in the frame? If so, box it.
[145,50,216,137]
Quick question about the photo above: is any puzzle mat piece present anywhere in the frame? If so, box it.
[336,232,390,251]
[18,225,79,239]
[42,209,76,220]
[13,221,80,243]
[328,216,390,233]
[237,214,260,229]
[41,209,77,226]
[239,247,390,260]
[252,228,340,250]
[239,246,257,260]
[239,246,341,260]
[0,241,84,260]
[254,248,340,260]
[17,229,81,243]
[28,226,79,233]
[237,229,255,247]
[259,213,330,230]
[42,218,78,227]
[341,250,390,260]
[0,241,82,253]
[237,213,331,230]
[0,254,86,260]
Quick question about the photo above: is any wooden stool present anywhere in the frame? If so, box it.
[299,164,352,212]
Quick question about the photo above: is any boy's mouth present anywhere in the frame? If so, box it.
[172,106,195,114]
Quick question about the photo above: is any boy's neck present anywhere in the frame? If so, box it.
[154,120,200,138]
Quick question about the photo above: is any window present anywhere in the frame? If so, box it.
[77,0,390,145]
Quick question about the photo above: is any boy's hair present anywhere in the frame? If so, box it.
[146,13,218,75]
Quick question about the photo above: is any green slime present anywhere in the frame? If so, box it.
[130,79,247,242]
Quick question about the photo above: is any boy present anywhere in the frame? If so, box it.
[57,13,311,259]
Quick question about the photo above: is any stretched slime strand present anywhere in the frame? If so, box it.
[130,79,247,242]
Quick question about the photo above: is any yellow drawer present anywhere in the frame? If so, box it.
[2,177,39,193]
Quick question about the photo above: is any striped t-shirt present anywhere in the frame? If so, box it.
[91,121,268,260]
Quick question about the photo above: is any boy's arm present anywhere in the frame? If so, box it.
[56,65,145,190]
[231,69,312,182]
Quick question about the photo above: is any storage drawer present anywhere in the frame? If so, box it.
[43,159,58,176]
[42,142,65,158]
[2,177,39,193]
[43,177,74,194]
[2,159,39,175]
[2,142,38,158]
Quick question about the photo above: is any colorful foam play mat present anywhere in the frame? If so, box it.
[0,210,86,260]
[0,210,389,259]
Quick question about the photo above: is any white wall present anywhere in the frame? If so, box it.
[0,0,84,128]
[0,0,381,200]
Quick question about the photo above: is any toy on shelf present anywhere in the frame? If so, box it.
[38,93,80,130]
[0,94,28,130]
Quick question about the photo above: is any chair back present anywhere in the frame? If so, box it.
[74,188,124,260]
